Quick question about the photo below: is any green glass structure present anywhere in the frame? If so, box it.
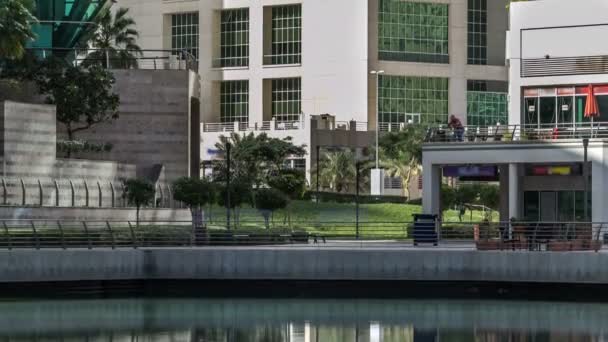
[29,0,111,49]
[378,75,449,125]
[378,0,449,64]
[467,91,508,126]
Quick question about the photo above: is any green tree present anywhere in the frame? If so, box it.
[123,178,155,227]
[82,7,142,69]
[379,125,425,199]
[267,169,307,225]
[254,188,288,229]
[216,179,251,229]
[0,0,36,61]
[34,59,120,148]
[172,177,215,233]
[317,149,356,193]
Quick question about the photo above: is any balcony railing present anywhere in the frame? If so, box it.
[24,48,198,71]
[425,122,608,143]
[202,119,304,133]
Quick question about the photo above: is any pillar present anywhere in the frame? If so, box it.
[499,164,509,222]
[592,160,606,240]
[508,163,520,220]
[422,162,441,216]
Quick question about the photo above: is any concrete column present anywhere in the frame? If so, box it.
[508,163,520,220]
[591,161,606,238]
[422,162,441,216]
[499,164,510,222]
[448,0,468,125]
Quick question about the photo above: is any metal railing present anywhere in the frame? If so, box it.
[0,219,604,251]
[25,48,198,72]
[425,122,608,143]
[202,119,304,133]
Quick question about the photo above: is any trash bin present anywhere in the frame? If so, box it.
[412,214,438,246]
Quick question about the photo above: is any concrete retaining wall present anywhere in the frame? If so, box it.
[1,248,608,284]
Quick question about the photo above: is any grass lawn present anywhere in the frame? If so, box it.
[204,200,497,238]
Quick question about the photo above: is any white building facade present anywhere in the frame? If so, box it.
[117,0,509,193]
[423,0,608,225]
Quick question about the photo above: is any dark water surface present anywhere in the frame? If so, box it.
[0,298,607,341]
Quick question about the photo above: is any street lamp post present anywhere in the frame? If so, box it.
[370,70,385,169]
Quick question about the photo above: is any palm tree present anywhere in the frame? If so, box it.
[383,151,421,199]
[0,0,36,60]
[379,125,425,199]
[318,149,357,193]
[82,7,142,69]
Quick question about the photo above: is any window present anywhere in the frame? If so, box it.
[220,81,249,123]
[467,92,508,126]
[272,78,301,122]
[268,5,302,65]
[171,12,199,59]
[378,0,449,64]
[220,8,249,67]
[378,75,449,125]
[467,0,487,65]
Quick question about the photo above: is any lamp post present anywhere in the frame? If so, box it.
[370,70,385,169]
[226,142,231,230]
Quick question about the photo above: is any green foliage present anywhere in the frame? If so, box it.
[34,58,120,141]
[0,0,36,60]
[82,7,142,69]
[441,184,500,211]
[267,169,307,200]
[255,188,289,212]
[123,178,155,226]
[214,132,306,188]
[172,177,214,209]
[123,179,155,208]
[317,149,357,193]
[56,140,113,155]
[254,188,289,228]
[216,180,251,209]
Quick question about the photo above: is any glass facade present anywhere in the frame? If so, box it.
[467,0,487,65]
[378,0,449,64]
[171,12,199,59]
[270,5,302,65]
[220,8,249,67]
[30,0,110,49]
[378,75,449,125]
[272,78,301,122]
[524,191,590,222]
[467,91,508,125]
[220,81,249,123]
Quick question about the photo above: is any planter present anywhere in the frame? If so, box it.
[476,240,501,251]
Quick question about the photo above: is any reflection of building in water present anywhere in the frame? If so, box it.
[475,330,599,342]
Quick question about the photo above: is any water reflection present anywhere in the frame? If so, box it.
[0,299,607,341]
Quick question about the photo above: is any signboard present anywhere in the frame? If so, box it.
[207,149,221,155]
[443,166,498,181]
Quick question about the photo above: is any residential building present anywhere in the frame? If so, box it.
[423,0,608,226]
[116,0,509,195]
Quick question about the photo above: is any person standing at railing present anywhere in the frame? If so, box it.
[448,115,464,142]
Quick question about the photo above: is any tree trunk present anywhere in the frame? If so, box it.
[66,126,74,158]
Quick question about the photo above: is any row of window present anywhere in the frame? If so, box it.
[218,76,506,126]
[172,5,301,67]
[172,0,493,66]
[220,78,302,123]
[377,76,507,125]
[379,0,493,65]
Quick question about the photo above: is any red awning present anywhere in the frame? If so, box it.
[585,85,600,118]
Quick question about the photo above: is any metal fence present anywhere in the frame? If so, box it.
[25,48,198,72]
[426,122,608,143]
[0,219,604,251]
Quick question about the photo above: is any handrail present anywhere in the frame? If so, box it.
[425,122,608,143]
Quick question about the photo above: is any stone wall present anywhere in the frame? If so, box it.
[63,69,200,184]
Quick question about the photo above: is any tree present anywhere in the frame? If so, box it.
[318,149,356,193]
[0,0,36,61]
[379,125,426,199]
[35,59,120,147]
[172,177,214,230]
[254,188,288,229]
[82,7,142,69]
[123,178,155,227]
[216,179,251,229]
[267,169,307,225]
